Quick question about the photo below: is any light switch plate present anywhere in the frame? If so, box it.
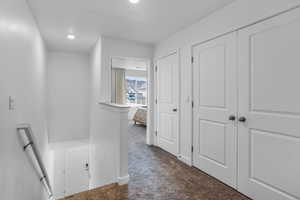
[9,96,15,110]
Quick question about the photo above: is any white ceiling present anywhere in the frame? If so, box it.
[27,0,235,52]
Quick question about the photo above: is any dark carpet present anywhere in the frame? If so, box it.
[61,122,251,200]
[119,122,251,200]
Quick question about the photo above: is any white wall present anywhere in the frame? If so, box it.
[89,37,129,188]
[89,37,139,189]
[88,37,106,188]
[154,0,300,165]
[0,0,49,199]
[89,104,129,189]
[100,37,153,102]
[90,37,102,111]
[47,51,90,142]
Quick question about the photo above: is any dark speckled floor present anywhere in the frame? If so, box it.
[61,122,251,200]
[119,122,251,200]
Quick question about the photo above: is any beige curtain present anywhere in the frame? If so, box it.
[114,68,126,104]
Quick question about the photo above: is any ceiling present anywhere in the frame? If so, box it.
[27,0,235,52]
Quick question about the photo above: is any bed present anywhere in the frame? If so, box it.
[133,107,147,126]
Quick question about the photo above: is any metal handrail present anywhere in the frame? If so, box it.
[17,124,53,199]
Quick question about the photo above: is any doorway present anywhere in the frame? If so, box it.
[110,57,151,144]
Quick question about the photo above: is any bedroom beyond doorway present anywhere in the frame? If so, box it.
[110,56,150,134]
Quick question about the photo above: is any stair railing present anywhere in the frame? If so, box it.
[17,124,53,199]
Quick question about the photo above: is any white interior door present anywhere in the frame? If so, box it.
[238,8,300,200]
[65,146,89,196]
[192,32,237,188]
[156,52,179,156]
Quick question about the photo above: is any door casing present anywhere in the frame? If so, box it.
[154,50,180,157]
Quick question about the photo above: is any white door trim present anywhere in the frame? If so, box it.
[154,49,181,156]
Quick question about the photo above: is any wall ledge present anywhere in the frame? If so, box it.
[117,174,130,185]
[98,102,130,113]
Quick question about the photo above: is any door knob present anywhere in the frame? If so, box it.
[228,115,236,121]
[173,108,178,112]
[238,116,247,122]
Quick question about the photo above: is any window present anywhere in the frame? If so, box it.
[126,76,147,105]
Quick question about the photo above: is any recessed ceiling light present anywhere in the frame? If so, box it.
[129,0,139,4]
[67,34,76,40]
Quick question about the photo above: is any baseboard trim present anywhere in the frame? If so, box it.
[60,183,118,200]
[117,174,130,185]
[178,155,192,166]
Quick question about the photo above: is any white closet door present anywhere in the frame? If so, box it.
[192,32,237,188]
[238,8,300,200]
[157,52,179,156]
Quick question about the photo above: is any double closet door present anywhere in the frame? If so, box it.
[192,32,238,188]
[193,8,300,200]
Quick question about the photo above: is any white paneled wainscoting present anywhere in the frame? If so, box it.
[49,103,130,199]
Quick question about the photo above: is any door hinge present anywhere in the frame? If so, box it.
[155,98,158,104]
[155,65,158,72]
[192,101,194,108]
[191,146,194,153]
[191,56,194,64]
[155,131,158,136]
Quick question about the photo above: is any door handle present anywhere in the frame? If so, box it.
[238,116,247,123]
[173,108,178,112]
[228,115,236,121]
